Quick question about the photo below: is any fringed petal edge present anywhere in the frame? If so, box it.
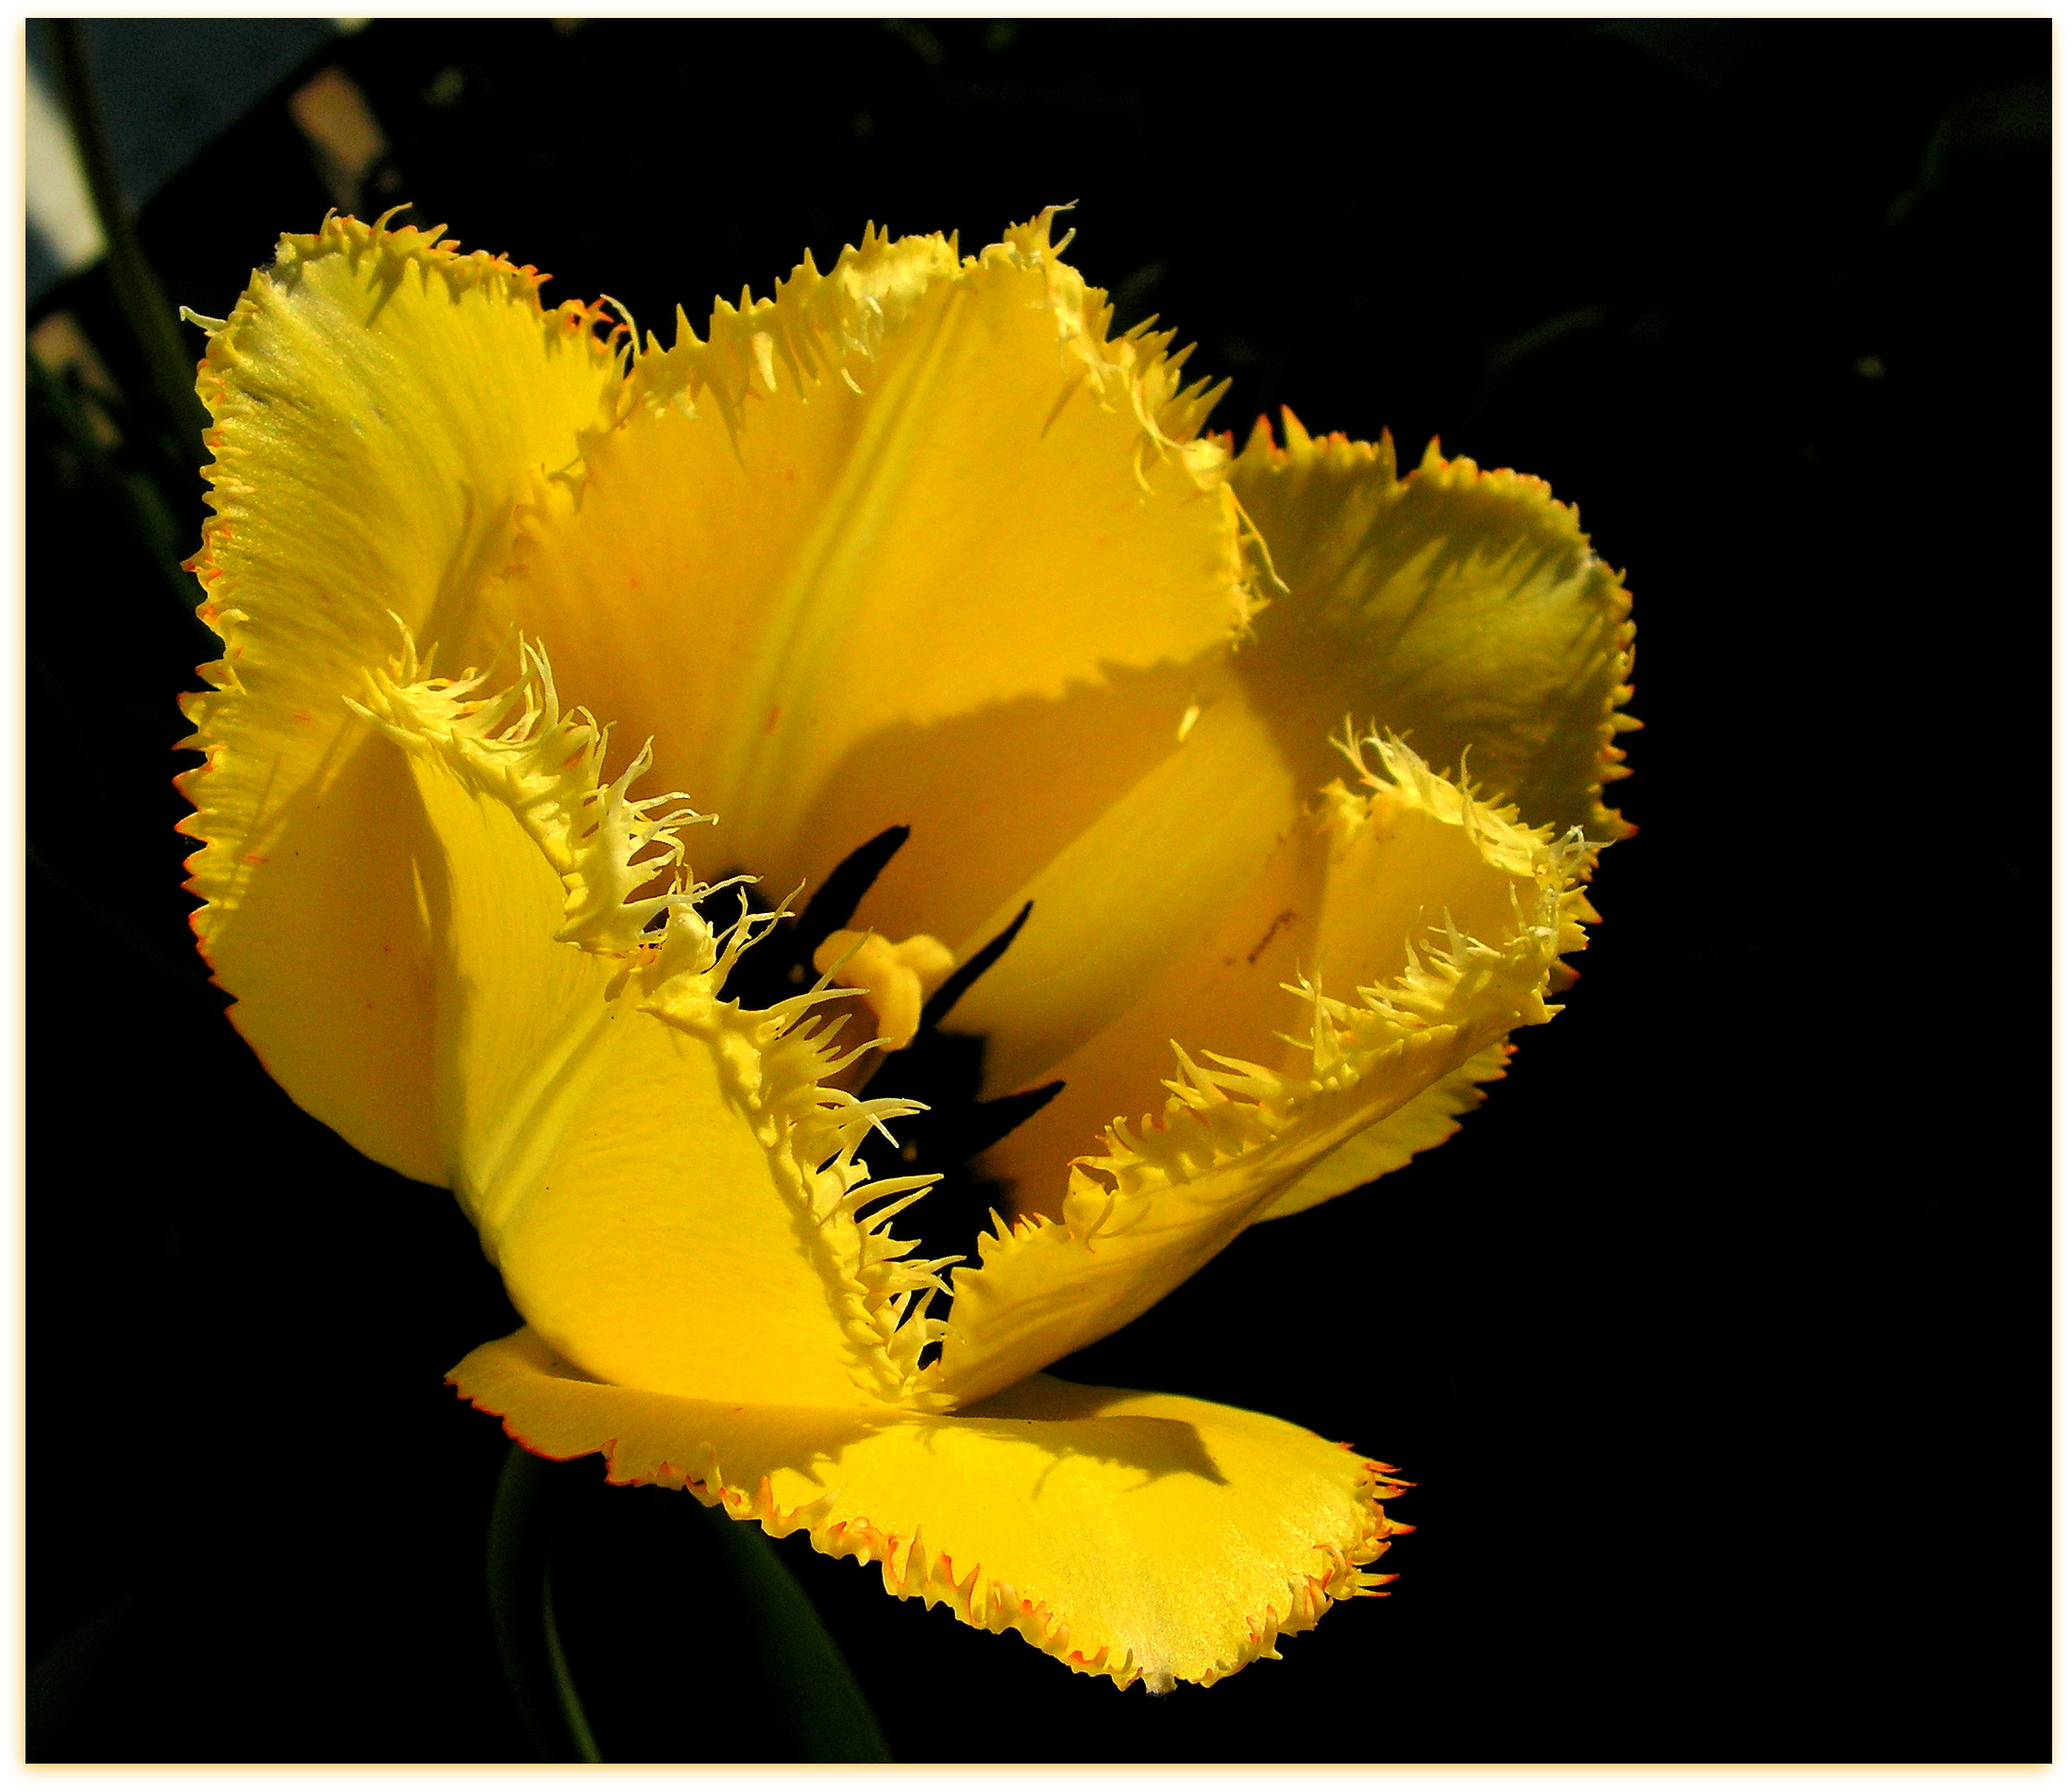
[918,734,1595,1408]
[450,1327,1413,1692]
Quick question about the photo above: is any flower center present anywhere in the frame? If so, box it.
[696,827,1064,1280]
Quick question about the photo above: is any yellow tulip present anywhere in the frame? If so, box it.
[177,209,1633,1694]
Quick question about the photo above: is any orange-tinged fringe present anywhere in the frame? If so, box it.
[918,732,1592,1409]
[1235,408,1637,845]
[174,210,628,932]
[1396,432,1637,843]
[572,208,1263,635]
[450,1331,1411,1693]
[630,207,1226,474]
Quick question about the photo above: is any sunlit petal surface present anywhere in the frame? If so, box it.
[179,211,1632,1688]
[178,217,620,1182]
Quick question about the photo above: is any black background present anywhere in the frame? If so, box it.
[28,17,2048,1766]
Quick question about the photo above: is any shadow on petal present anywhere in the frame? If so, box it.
[451,1329,1406,1691]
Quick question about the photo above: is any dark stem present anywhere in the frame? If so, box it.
[692,1502,892,1763]
[486,1446,602,1764]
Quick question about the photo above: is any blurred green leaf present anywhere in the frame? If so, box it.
[26,1595,138,1759]
[44,19,211,465]
[486,1446,601,1764]
[25,348,210,635]
[692,1499,891,1764]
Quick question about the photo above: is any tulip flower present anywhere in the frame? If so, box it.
[177,209,1632,1694]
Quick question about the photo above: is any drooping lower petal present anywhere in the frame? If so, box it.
[451,1327,1409,1694]
[925,739,1592,1408]
[1232,414,1636,840]
[178,214,623,1183]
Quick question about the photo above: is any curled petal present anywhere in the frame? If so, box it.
[177,213,623,1182]
[980,414,1635,1210]
[359,644,952,1407]
[928,738,1592,1407]
[452,1327,1410,1694]
[1259,1039,1513,1221]
[1233,414,1636,840]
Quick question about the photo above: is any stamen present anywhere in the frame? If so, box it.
[920,901,1033,1031]
[857,901,1056,1315]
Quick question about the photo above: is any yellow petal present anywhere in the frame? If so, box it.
[944,674,1304,1098]
[460,211,1257,973]
[960,417,1631,1224]
[925,737,1591,1408]
[1232,414,1636,840]
[451,1326,1410,1693]
[178,214,621,1183]
[969,786,1328,1216]
[356,646,954,1408]
[929,416,1635,1188]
